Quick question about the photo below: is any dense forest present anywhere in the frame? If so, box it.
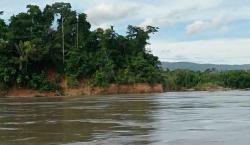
[1,2,250,95]
[0,3,163,92]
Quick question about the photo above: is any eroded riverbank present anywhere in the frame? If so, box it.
[3,83,163,97]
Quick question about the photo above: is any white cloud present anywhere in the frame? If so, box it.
[186,15,226,34]
[140,18,175,28]
[138,0,250,32]
[85,3,138,26]
[139,7,196,27]
[1,0,250,29]
[220,26,229,33]
[186,20,209,34]
[138,0,222,28]
[151,38,250,64]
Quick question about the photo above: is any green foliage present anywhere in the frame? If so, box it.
[66,75,79,88]
[0,2,163,92]
[220,71,250,89]
[91,69,110,87]
[2,2,250,93]
[65,48,91,78]
[163,70,250,91]
[27,72,60,91]
[116,68,135,84]
[16,41,34,71]
[163,69,220,90]
[128,53,162,83]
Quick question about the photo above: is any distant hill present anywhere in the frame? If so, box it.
[161,62,250,71]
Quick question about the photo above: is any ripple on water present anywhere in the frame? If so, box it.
[0,91,250,145]
[0,127,19,131]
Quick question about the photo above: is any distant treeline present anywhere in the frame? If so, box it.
[0,3,163,92]
[161,62,250,71]
[162,69,250,91]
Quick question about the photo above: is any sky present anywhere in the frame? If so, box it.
[1,0,250,64]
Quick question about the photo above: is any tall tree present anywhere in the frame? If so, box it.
[52,2,76,65]
[77,13,91,47]
[0,11,7,40]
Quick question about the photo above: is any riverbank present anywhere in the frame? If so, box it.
[186,83,231,92]
[162,69,250,92]
[3,83,163,97]
[164,83,233,92]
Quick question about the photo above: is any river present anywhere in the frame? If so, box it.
[1,91,250,145]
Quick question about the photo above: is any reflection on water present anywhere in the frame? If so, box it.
[1,91,250,145]
[0,94,157,145]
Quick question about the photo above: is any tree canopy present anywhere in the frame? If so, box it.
[0,3,163,91]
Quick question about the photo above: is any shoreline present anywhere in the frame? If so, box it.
[2,83,163,98]
[2,83,249,98]
[165,87,250,93]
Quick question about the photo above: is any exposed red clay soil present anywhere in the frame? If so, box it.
[61,78,163,96]
[47,68,56,81]
[4,78,163,97]
[6,87,55,97]
[2,68,163,97]
[63,83,163,96]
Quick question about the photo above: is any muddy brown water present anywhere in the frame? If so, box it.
[1,91,250,145]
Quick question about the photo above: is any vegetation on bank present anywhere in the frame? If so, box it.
[162,69,250,91]
[0,3,163,93]
[1,3,249,95]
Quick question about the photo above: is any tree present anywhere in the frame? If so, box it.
[16,41,34,72]
[0,2,164,91]
[52,2,76,65]
[127,25,158,54]
[0,13,7,40]
[77,13,91,48]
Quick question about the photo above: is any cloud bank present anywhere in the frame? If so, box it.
[151,38,250,64]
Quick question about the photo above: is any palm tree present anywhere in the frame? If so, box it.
[16,41,34,72]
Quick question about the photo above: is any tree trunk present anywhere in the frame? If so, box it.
[19,56,23,71]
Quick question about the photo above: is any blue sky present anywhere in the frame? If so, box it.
[1,0,250,64]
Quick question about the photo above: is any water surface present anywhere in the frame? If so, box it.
[1,91,250,145]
